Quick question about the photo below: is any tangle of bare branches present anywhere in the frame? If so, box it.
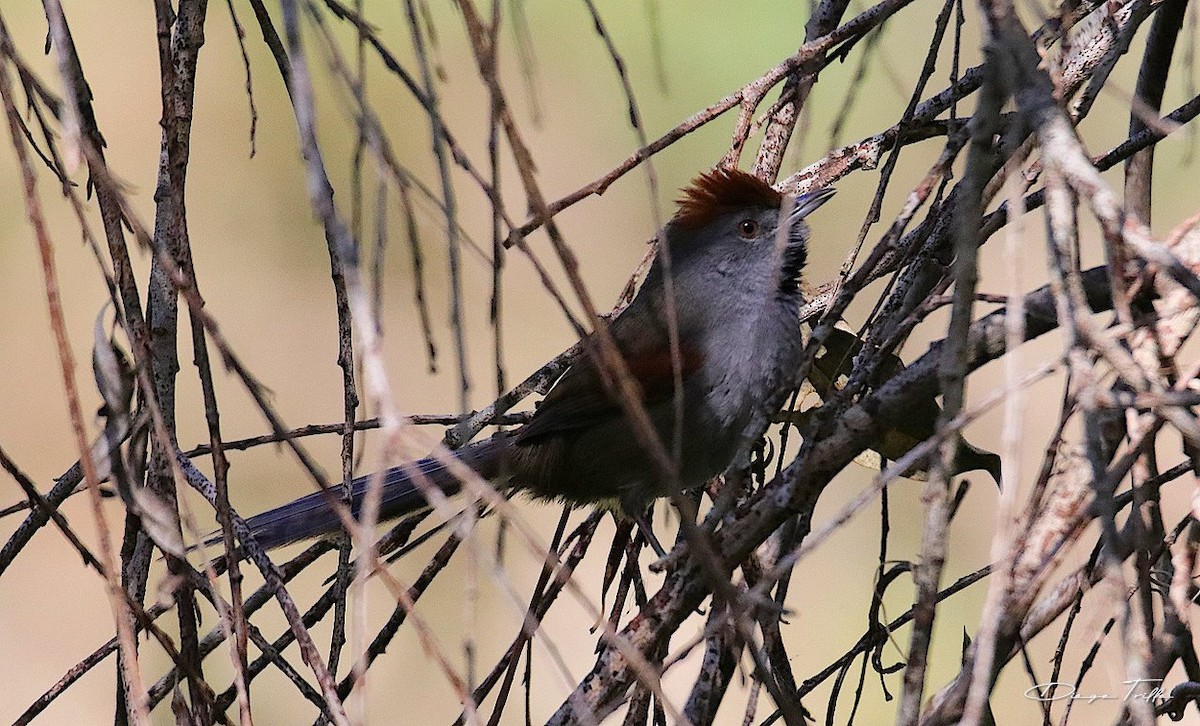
[2,1,1200,724]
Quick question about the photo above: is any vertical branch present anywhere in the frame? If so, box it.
[579,0,684,462]
[129,2,211,722]
[961,160,1026,723]
[1120,1,1190,711]
[0,30,152,726]
[404,0,470,414]
[1124,0,1188,224]
[896,44,1006,726]
[273,3,395,723]
[682,612,740,724]
[751,0,850,181]
[486,2,506,402]
[328,0,370,689]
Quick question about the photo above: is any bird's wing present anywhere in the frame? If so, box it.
[514,332,705,447]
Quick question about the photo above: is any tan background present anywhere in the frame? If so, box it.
[1,1,1196,723]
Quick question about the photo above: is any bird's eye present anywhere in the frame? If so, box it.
[737,219,760,239]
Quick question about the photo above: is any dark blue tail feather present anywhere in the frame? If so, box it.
[233,434,509,551]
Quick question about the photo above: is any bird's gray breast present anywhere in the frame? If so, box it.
[684,294,803,481]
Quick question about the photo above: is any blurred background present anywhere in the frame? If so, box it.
[1,0,1197,723]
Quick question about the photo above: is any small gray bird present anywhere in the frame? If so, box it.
[237,168,834,552]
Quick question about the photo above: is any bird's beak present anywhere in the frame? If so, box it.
[788,186,836,222]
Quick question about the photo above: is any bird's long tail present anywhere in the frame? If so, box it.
[233,434,512,551]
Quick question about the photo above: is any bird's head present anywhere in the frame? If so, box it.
[663,168,834,296]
